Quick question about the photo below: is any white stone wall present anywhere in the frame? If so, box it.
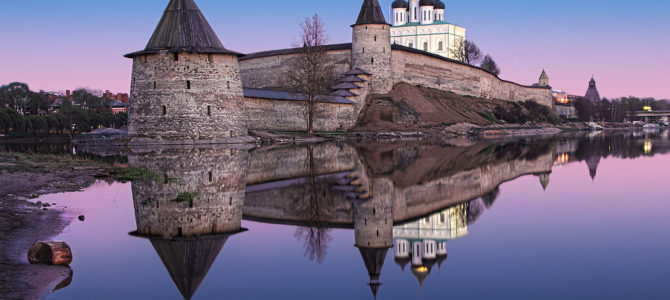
[420,5,433,25]
[391,23,466,59]
[409,0,419,22]
[434,8,444,21]
[392,8,407,26]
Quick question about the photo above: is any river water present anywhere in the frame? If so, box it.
[24,131,670,299]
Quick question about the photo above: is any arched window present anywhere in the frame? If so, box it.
[414,8,417,20]
[408,42,413,48]
[423,42,428,51]
[438,41,443,50]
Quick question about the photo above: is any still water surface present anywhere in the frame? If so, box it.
[32,131,670,299]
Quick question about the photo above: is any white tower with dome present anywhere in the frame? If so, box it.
[390,0,466,60]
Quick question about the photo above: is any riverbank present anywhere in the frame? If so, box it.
[0,153,126,299]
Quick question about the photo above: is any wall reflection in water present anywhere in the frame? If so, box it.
[124,130,670,299]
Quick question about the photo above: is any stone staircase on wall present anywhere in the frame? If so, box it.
[330,68,371,105]
[334,166,372,203]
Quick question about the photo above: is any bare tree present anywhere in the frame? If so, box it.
[286,14,335,135]
[293,145,333,264]
[451,39,482,66]
[480,55,501,76]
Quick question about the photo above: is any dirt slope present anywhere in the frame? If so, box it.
[355,83,536,132]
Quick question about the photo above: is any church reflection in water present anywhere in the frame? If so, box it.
[124,131,670,299]
[393,203,468,289]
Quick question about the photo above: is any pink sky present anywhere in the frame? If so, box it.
[1,0,668,99]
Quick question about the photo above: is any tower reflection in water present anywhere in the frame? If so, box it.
[128,147,248,300]
[117,132,666,299]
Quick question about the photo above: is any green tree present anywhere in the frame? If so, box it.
[2,82,30,114]
[574,97,595,121]
[28,115,47,134]
[0,109,11,134]
[5,108,25,134]
[45,114,59,132]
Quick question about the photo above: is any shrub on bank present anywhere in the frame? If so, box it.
[0,108,127,136]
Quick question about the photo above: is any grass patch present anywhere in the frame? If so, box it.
[477,112,500,124]
[0,153,106,173]
[171,192,199,203]
[109,167,157,182]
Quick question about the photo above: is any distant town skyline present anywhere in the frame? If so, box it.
[1,0,668,99]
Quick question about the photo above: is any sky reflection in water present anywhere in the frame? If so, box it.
[37,131,670,300]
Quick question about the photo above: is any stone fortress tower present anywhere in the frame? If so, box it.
[124,0,248,143]
[351,0,393,94]
[129,147,248,299]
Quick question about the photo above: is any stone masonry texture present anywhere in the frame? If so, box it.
[129,52,248,142]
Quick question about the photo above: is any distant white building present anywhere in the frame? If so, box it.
[390,0,467,60]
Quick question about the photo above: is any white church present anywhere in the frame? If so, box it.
[390,0,467,60]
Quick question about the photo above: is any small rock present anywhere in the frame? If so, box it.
[78,215,85,221]
[35,201,42,207]
[42,203,51,207]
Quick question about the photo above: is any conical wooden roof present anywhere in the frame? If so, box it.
[126,0,240,58]
[358,247,390,299]
[150,235,230,300]
[354,0,388,26]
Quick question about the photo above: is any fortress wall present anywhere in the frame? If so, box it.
[391,49,554,107]
[244,97,357,132]
[238,49,352,90]
[242,149,554,226]
[246,143,358,185]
